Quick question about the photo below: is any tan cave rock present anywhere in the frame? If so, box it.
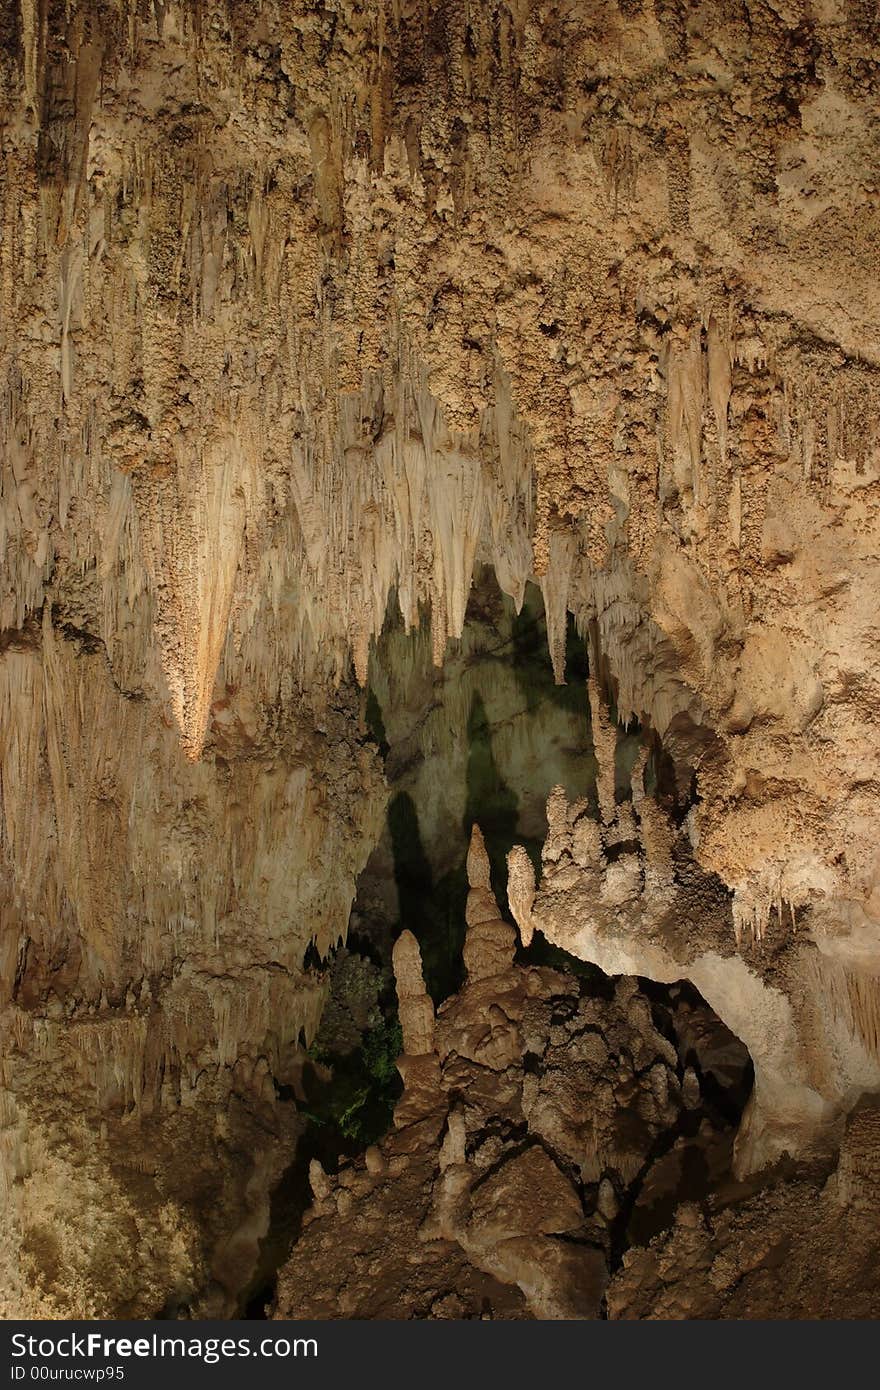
[506,687,880,1175]
[1,0,879,1318]
[275,881,880,1320]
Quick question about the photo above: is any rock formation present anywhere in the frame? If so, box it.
[274,833,880,1320]
[350,568,597,988]
[0,660,385,1315]
[506,685,880,1175]
[392,930,435,1058]
[608,1102,880,1320]
[274,828,703,1318]
[1,0,880,1317]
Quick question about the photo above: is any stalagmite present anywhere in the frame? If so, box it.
[542,784,572,864]
[462,826,517,982]
[438,1107,467,1171]
[633,747,675,892]
[309,1159,333,1205]
[466,823,492,891]
[392,930,435,1058]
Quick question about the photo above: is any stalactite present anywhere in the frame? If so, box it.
[707,314,732,467]
[805,954,880,1064]
[665,325,703,508]
[588,675,617,828]
[506,844,535,947]
[540,527,575,685]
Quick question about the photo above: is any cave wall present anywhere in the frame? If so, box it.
[1,0,876,938]
[0,626,385,1314]
[507,686,880,1174]
[2,0,880,1311]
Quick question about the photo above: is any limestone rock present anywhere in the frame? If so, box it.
[3,0,880,1319]
[462,826,517,982]
[392,931,435,1058]
[466,1146,584,1244]
[507,845,537,948]
[274,914,732,1320]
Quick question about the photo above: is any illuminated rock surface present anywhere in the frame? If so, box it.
[2,0,880,1317]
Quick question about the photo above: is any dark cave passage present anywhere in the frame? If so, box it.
[243,569,753,1318]
[355,566,599,1002]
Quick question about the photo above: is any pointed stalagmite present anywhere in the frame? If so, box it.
[309,1158,332,1204]
[465,823,501,928]
[463,825,517,981]
[392,930,435,1057]
[466,823,492,890]
[543,784,572,864]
